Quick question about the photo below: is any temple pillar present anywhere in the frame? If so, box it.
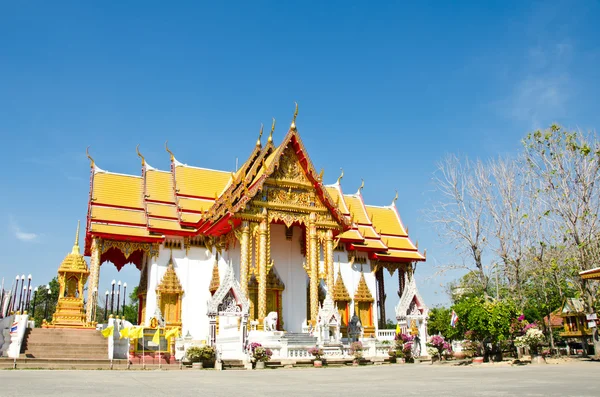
[258,210,268,328]
[240,221,250,299]
[376,267,386,328]
[325,229,334,293]
[85,237,101,323]
[309,212,318,325]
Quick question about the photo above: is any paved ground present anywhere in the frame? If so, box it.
[2,362,599,396]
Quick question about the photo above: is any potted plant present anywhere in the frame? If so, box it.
[349,341,363,365]
[515,326,546,364]
[250,342,272,369]
[198,345,216,368]
[426,335,452,362]
[185,346,204,369]
[388,348,397,364]
[308,346,325,367]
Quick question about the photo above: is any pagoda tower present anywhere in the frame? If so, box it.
[45,221,93,328]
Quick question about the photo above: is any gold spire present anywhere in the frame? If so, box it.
[290,102,298,131]
[333,267,351,302]
[256,123,264,147]
[136,144,145,166]
[71,220,81,255]
[337,168,344,184]
[209,258,220,294]
[268,118,275,143]
[165,140,174,161]
[86,146,95,168]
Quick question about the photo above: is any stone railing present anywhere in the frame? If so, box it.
[376,329,396,341]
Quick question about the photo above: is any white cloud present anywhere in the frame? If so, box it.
[9,217,39,242]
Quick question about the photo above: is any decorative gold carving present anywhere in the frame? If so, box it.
[290,101,298,131]
[354,273,374,303]
[309,212,318,325]
[100,240,159,259]
[325,229,334,293]
[240,221,250,298]
[258,210,268,326]
[85,237,101,323]
[156,254,184,327]
[209,257,220,295]
[333,267,351,302]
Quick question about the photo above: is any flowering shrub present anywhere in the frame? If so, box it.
[349,341,363,360]
[186,346,216,362]
[514,327,545,354]
[426,335,452,360]
[249,342,273,362]
[308,346,324,360]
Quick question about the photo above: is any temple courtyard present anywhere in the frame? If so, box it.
[1,362,598,396]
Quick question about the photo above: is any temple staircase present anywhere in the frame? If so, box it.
[20,328,108,359]
[282,332,317,346]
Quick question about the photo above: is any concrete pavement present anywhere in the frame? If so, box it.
[1,361,598,396]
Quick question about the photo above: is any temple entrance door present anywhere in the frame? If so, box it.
[248,268,285,330]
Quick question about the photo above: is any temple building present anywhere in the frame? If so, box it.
[82,107,426,347]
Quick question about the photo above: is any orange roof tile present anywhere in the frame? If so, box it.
[366,205,407,236]
[175,165,231,198]
[146,203,178,219]
[181,213,203,224]
[344,195,370,225]
[148,218,194,232]
[338,229,364,241]
[90,206,146,226]
[146,170,175,203]
[377,249,425,261]
[384,236,417,251]
[93,172,143,209]
[178,197,214,213]
[90,223,161,239]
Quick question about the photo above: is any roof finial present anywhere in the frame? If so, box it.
[136,144,146,166]
[71,220,81,255]
[392,190,398,205]
[358,178,364,194]
[86,146,95,168]
[256,123,264,147]
[290,102,298,131]
[337,168,344,184]
[165,140,175,161]
[268,118,275,143]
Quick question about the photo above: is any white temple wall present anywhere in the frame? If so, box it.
[270,223,307,333]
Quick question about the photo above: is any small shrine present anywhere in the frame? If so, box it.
[395,271,429,357]
[559,298,592,339]
[316,293,341,344]
[45,221,92,328]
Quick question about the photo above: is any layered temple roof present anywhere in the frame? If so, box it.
[84,114,425,264]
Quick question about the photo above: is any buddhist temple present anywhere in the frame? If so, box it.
[82,105,426,354]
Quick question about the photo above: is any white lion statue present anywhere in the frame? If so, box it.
[264,311,278,331]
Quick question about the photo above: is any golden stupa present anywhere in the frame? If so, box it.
[45,221,93,328]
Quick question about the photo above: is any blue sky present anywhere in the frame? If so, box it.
[1,1,599,315]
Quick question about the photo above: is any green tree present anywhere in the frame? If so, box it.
[427,306,452,338]
[123,286,139,324]
[449,296,517,343]
[30,277,60,327]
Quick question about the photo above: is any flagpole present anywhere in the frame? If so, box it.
[142,327,146,370]
[158,326,162,370]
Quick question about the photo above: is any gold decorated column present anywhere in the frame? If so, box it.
[258,209,268,328]
[240,221,250,299]
[325,229,334,293]
[309,212,318,325]
[85,237,101,323]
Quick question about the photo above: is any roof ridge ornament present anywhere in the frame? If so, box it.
[256,123,264,147]
[290,102,298,131]
[336,168,344,185]
[357,178,364,194]
[268,118,275,143]
[136,144,145,167]
[392,190,398,206]
[165,140,174,161]
[86,146,95,168]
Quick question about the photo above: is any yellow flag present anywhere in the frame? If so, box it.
[152,328,161,345]
[165,327,179,340]
[129,326,144,340]
[395,323,401,335]
[119,327,131,339]
[101,325,114,338]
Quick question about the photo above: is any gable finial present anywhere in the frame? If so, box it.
[393,190,398,205]
[268,118,275,143]
[136,144,145,166]
[256,123,264,147]
[337,168,344,184]
[165,140,174,161]
[86,146,95,168]
[290,102,298,131]
[358,178,364,194]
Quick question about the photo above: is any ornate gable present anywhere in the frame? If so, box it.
[333,268,351,302]
[353,273,374,303]
[207,261,250,315]
[157,256,183,295]
[395,274,428,320]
